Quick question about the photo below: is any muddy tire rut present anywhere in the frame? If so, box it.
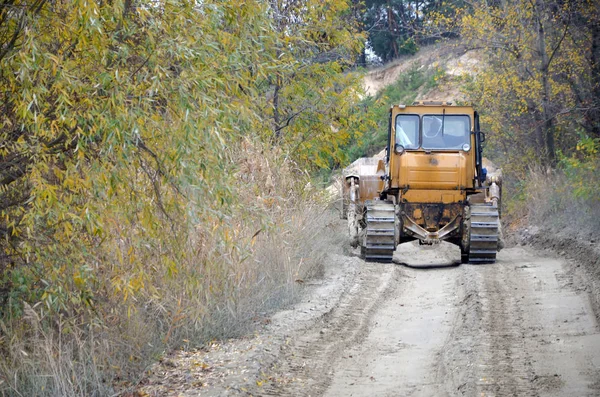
[253,242,600,397]
[440,255,540,396]
[258,261,403,396]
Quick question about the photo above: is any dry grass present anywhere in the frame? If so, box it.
[0,140,340,396]
[523,167,600,239]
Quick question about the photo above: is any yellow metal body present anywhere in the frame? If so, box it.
[381,102,482,240]
[388,103,476,204]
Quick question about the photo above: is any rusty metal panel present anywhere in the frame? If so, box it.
[404,203,463,232]
[359,175,383,202]
[343,157,386,203]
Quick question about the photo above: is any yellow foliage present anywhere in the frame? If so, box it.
[446,0,597,170]
[0,1,365,392]
[0,0,363,315]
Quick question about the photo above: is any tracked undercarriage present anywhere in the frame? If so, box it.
[349,198,502,264]
[463,203,500,263]
[361,201,396,262]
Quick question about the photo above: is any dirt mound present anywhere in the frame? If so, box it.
[363,41,480,99]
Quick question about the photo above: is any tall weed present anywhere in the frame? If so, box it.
[0,140,337,396]
[522,139,600,237]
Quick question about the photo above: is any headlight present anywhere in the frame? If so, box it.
[462,143,471,152]
[395,144,405,154]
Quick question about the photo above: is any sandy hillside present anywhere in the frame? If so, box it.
[363,42,481,102]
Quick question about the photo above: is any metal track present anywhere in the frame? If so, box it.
[467,203,500,264]
[361,200,396,262]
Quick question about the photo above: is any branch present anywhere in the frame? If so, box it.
[137,153,173,224]
[0,0,48,62]
[546,23,569,69]
[129,54,151,82]
[274,105,311,134]
[135,138,186,199]
[0,8,25,63]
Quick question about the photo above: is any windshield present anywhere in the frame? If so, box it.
[422,115,471,150]
[395,114,419,149]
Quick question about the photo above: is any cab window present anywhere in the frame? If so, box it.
[422,115,470,150]
[395,115,419,149]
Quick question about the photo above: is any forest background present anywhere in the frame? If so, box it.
[0,0,598,395]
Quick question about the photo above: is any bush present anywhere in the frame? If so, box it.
[0,139,338,396]
[0,1,363,395]
[520,137,600,237]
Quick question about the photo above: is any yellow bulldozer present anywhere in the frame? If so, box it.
[343,101,502,263]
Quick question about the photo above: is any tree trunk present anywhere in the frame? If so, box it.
[359,46,367,68]
[535,0,556,166]
[533,112,546,160]
[273,75,281,142]
[387,1,398,59]
[589,14,600,138]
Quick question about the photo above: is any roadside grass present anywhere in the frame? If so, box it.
[0,141,339,397]
[523,167,600,238]
[502,151,600,241]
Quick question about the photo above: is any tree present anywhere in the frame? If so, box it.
[361,0,421,62]
[0,0,366,393]
[359,0,464,62]
[265,0,367,168]
[453,0,598,168]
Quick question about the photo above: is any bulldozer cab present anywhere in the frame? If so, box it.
[386,102,485,200]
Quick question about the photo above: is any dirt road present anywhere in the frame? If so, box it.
[258,242,600,397]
